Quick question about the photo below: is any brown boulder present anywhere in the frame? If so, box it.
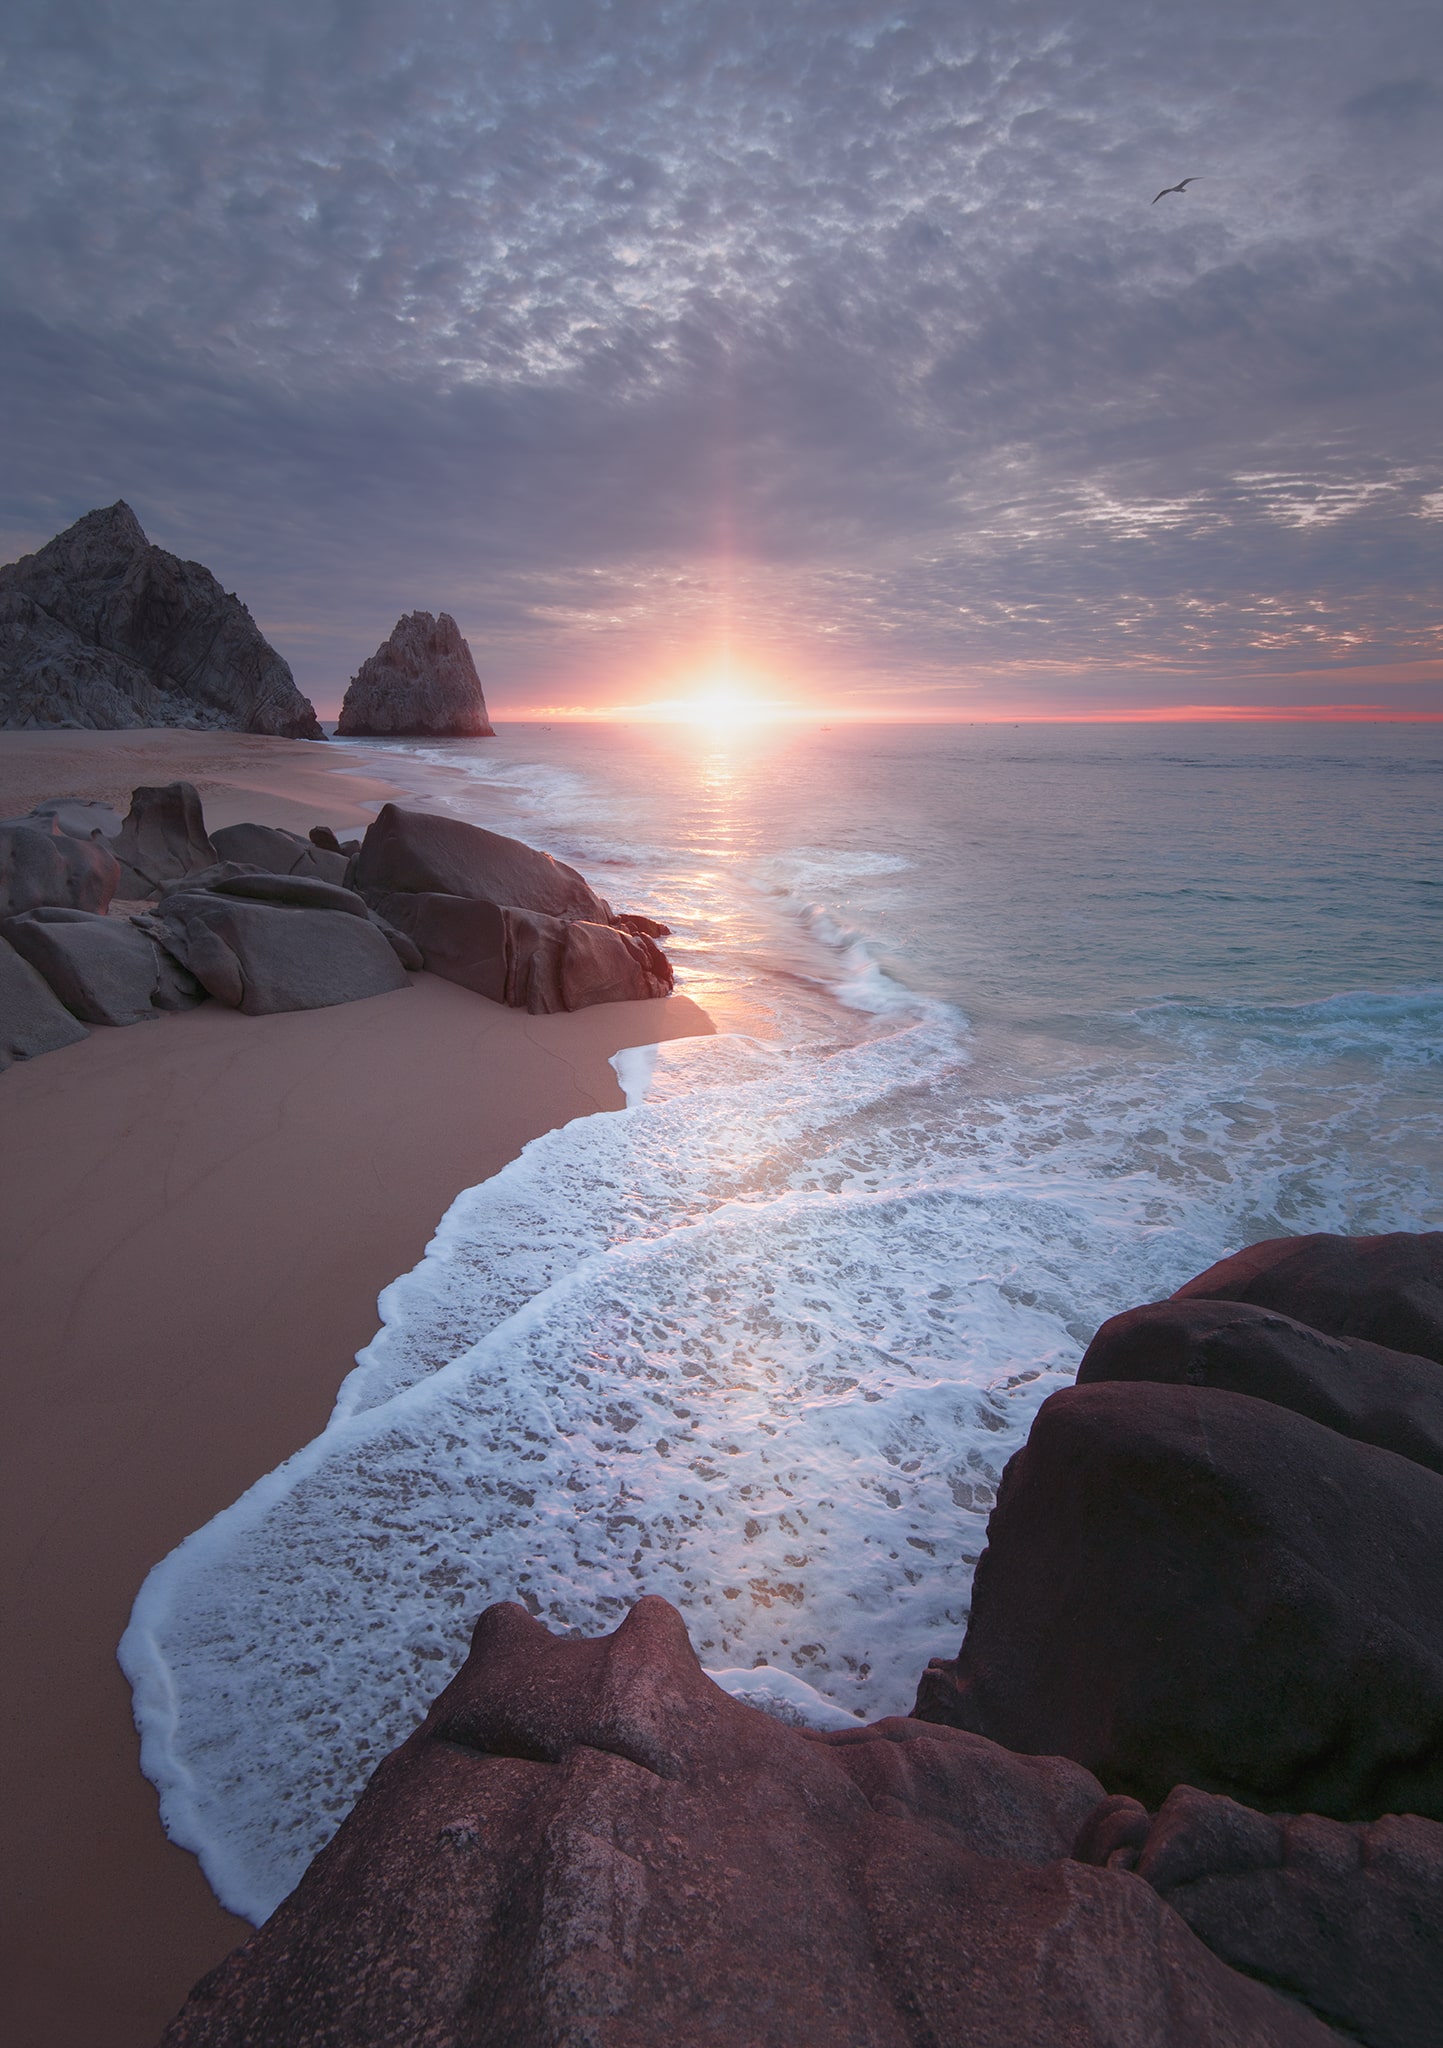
[110,780,217,895]
[161,1598,1335,2047]
[141,890,411,1014]
[0,814,120,918]
[1075,1784,1443,2048]
[208,822,351,886]
[914,1380,1443,1823]
[354,803,613,922]
[1078,1296,1443,1476]
[2,905,202,1023]
[1176,1233,1443,1365]
[0,933,89,1067]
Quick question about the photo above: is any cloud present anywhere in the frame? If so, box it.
[1,0,1438,714]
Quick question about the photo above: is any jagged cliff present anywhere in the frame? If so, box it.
[0,502,323,738]
[337,611,494,738]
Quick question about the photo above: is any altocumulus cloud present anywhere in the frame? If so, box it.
[1,0,1439,714]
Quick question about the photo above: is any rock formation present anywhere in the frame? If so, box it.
[110,782,217,896]
[336,611,494,738]
[1176,1230,1443,1363]
[0,502,323,737]
[1075,1784,1443,2048]
[2,907,202,1024]
[140,873,413,1016]
[1078,1296,1443,1475]
[913,1378,1443,1821]
[0,934,89,1067]
[354,803,673,1012]
[0,784,671,1057]
[0,811,119,919]
[161,1599,1336,2048]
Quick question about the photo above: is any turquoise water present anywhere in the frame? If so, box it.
[123,720,1443,1921]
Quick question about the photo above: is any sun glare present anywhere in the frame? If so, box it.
[646,660,789,727]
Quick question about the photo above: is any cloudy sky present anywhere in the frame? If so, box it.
[2,0,1439,719]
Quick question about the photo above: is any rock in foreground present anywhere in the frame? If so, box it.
[337,611,494,738]
[1078,1296,1443,1475]
[914,1379,1443,1822]
[162,1598,1334,2048]
[0,502,323,737]
[1076,1784,1443,2048]
[1176,1231,1443,1365]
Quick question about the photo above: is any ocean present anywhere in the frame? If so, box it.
[120,720,1443,1922]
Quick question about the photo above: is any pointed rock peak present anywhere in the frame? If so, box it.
[62,501,150,552]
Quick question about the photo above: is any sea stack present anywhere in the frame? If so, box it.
[336,612,495,738]
[0,502,324,738]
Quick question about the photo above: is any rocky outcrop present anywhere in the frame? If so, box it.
[157,1235,1443,2045]
[1176,1231,1443,1364]
[1078,1296,1443,1475]
[336,612,494,738]
[162,1598,1335,2048]
[0,502,323,737]
[0,785,673,1061]
[369,888,672,1012]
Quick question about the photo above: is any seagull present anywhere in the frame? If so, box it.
[1152,176,1200,204]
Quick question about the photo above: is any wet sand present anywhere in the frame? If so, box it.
[0,732,711,2047]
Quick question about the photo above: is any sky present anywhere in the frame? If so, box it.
[1,0,1439,722]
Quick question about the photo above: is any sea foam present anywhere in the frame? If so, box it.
[120,986,1441,1926]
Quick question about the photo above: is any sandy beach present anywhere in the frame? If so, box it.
[0,731,711,2048]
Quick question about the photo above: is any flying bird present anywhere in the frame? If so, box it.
[1152,177,1200,204]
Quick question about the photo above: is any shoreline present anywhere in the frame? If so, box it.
[0,731,712,2048]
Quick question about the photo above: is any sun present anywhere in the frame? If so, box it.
[655,660,781,727]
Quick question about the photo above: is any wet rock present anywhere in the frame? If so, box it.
[0,933,89,1067]
[2,906,203,1024]
[1176,1232,1443,1366]
[355,803,613,923]
[208,822,350,886]
[337,610,494,738]
[0,502,323,736]
[161,1598,1334,2048]
[110,781,217,896]
[142,890,411,1015]
[913,1380,1443,1823]
[1075,1784,1443,2048]
[0,815,120,918]
[1078,1296,1443,1475]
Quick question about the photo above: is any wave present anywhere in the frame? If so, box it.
[120,982,1439,1924]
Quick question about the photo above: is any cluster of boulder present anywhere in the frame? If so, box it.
[1,502,495,739]
[162,1232,1443,2047]
[0,784,672,1066]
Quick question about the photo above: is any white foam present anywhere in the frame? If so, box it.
[121,991,1441,1926]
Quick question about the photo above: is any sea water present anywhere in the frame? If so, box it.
[119,721,1443,1923]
